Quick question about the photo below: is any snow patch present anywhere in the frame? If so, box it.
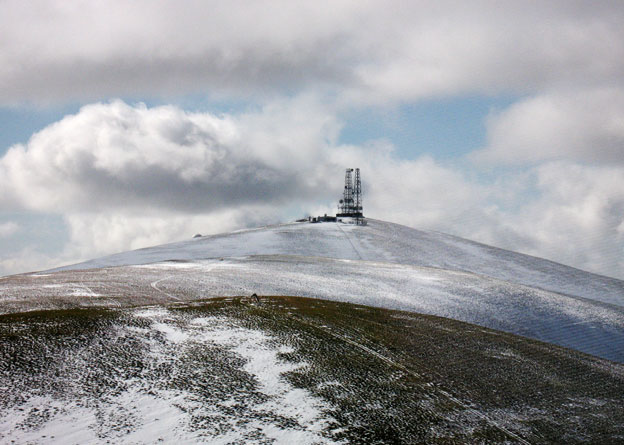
[152,322,190,343]
[0,397,99,444]
[41,283,101,297]
[134,307,169,318]
[68,288,101,297]
[0,308,342,443]
[137,309,340,443]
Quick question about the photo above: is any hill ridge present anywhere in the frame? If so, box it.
[50,218,624,308]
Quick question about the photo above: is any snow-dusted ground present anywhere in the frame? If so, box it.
[52,219,624,308]
[3,254,624,363]
[0,307,341,444]
[1,218,622,362]
[3,297,623,443]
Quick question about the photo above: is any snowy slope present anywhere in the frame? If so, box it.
[53,219,624,308]
[5,255,621,362]
[0,218,614,362]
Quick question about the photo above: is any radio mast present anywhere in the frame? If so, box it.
[337,168,364,223]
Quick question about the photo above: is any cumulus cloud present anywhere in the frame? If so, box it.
[2,1,624,104]
[0,99,480,225]
[491,162,624,278]
[351,152,487,232]
[0,100,337,213]
[472,88,624,165]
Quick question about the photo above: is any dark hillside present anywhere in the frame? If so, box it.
[1,297,622,443]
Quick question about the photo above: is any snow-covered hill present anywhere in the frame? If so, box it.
[2,219,624,442]
[3,218,623,361]
[54,219,624,308]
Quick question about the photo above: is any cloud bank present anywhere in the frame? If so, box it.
[1,100,329,213]
[474,88,624,165]
[2,1,624,104]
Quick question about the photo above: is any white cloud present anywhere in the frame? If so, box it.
[0,99,480,225]
[0,247,61,276]
[0,221,19,238]
[351,152,486,233]
[493,162,624,278]
[0,100,336,214]
[2,1,624,104]
[472,88,624,165]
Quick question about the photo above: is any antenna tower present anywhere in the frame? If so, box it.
[339,168,354,215]
[354,168,362,217]
[337,168,364,221]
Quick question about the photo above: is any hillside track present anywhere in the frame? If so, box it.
[335,223,364,260]
[150,275,181,301]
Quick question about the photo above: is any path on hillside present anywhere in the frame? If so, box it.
[335,223,364,260]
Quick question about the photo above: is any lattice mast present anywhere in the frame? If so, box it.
[337,167,363,218]
[339,168,354,214]
[354,168,362,217]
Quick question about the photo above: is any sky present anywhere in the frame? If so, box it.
[1,1,623,279]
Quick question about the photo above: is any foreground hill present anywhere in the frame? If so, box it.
[53,219,624,308]
[1,298,623,444]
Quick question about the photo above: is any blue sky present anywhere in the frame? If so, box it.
[1,95,516,160]
[0,105,80,152]
[339,96,517,160]
[1,1,623,279]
